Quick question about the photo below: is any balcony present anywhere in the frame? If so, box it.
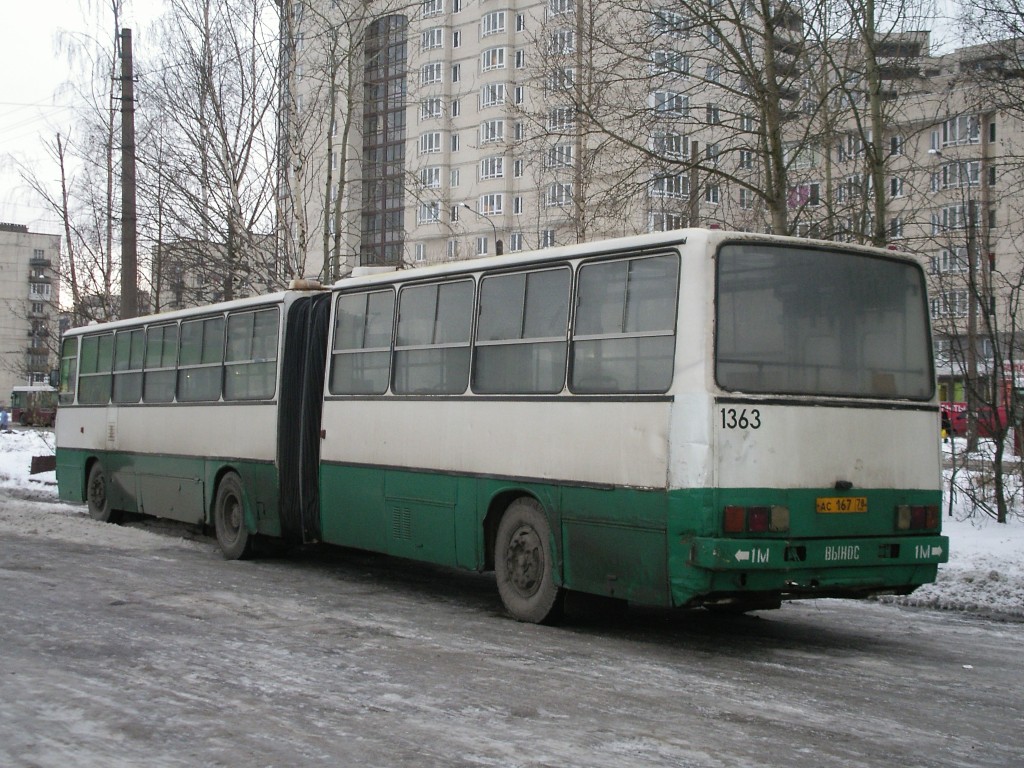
[29,256,52,268]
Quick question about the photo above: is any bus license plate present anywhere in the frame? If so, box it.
[816,497,868,513]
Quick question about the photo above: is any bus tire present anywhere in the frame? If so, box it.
[214,473,252,560]
[86,461,121,524]
[494,497,564,624]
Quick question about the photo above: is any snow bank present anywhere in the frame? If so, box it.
[2,428,1022,619]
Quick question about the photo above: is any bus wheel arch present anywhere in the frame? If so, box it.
[212,470,253,560]
[492,495,565,624]
[85,458,122,524]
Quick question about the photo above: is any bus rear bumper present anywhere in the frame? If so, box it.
[679,534,949,605]
[690,534,948,571]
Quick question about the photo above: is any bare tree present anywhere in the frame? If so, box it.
[141,0,281,302]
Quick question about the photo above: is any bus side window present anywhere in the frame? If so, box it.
[112,328,145,404]
[224,308,280,401]
[78,333,114,405]
[144,323,178,403]
[570,253,679,394]
[58,338,78,405]
[330,290,395,395]
[473,266,570,394]
[177,316,225,402]
[393,280,473,394]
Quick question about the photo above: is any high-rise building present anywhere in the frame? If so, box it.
[0,223,61,402]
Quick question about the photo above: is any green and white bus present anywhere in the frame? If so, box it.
[56,229,947,622]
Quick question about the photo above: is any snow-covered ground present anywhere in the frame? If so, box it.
[2,428,1022,620]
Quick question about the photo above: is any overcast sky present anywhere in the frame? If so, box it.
[0,1,157,234]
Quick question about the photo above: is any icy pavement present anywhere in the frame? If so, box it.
[3,427,1022,619]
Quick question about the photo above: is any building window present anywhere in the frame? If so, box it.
[482,47,507,71]
[546,144,573,167]
[650,173,688,198]
[649,211,683,231]
[477,236,490,255]
[420,98,443,120]
[480,119,505,144]
[550,0,575,16]
[450,168,461,186]
[480,193,504,214]
[514,196,524,214]
[652,90,687,116]
[930,289,969,319]
[651,9,689,38]
[889,217,903,239]
[453,30,462,47]
[515,49,526,68]
[415,243,426,262]
[420,166,442,188]
[547,67,575,91]
[451,99,461,117]
[651,50,688,76]
[705,184,720,204]
[452,63,461,82]
[550,29,575,54]
[422,0,443,17]
[418,201,441,223]
[652,132,685,158]
[482,11,506,36]
[942,115,980,146]
[509,232,524,251]
[546,182,572,207]
[421,27,443,50]
[548,107,575,131]
[739,188,754,209]
[421,62,443,84]
[930,247,968,274]
[451,133,461,151]
[514,159,524,177]
[419,132,442,154]
[480,83,506,108]
[541,229,556,248]
[479,156,504,179]
[516,13,526,31]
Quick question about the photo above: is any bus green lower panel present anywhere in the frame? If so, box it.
[55,447,280,533]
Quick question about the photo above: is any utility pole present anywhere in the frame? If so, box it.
[120,28,139,319]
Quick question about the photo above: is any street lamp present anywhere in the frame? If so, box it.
[461,203,503,255]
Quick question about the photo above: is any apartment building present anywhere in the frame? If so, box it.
[284,2,1024,399]
[0,223,61,402]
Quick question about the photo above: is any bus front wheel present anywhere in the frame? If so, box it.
[86,461,121,524]
[214,473,252,560]
[494,497,564,624]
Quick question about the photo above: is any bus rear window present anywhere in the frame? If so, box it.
[715,244,934,400]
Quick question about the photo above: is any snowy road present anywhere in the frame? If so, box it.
[1,493,1022,768]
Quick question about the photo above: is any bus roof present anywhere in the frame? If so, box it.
[59,229,920,336]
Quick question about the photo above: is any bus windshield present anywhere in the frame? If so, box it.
[715,243,934,400]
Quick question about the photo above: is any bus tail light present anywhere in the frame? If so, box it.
[896,505,940,531]
[723,505,789,534]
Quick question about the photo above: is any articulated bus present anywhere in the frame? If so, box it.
[56,229,947,623]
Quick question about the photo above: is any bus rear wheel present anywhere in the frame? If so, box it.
[214,473,252,560]
[494,497,564,624]
[86,461,121,524]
